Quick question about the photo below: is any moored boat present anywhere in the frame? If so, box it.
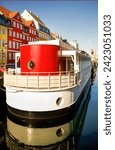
[4,40,91,119]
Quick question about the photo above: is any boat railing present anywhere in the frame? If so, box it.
[4,70,81,90]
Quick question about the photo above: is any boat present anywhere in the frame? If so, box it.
[6,84,91,149]
[4,40,91,120]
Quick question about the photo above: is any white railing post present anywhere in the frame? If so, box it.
[37,73,39,88]
[27,72,28,88]
[59,72,61,88]
[16,73,18,87]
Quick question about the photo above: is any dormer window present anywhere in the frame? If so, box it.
[17,15,19,19]
[13,21,16,27]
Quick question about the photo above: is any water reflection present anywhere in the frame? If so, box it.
[0,76,97,150]
[5,81,91,150]
[0,86,7,149]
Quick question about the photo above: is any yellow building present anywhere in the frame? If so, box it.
[0,24,8,65]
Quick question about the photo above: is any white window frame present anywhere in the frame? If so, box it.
[17,22,19,28]
[13,31,16,37]
[17,32,19,38]
[13,41,15,48]
[20,24,22,30]
[23,34,25,40]
[13,21,16,27]
[9,41,12,48]
[16,42,19,49]
[3,29,6,34]
[30,28,31,33]
[20,33,22,39]
[9,30,12,36]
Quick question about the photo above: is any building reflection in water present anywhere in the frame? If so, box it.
[2,80,91,150]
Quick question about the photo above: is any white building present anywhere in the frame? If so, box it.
[21,10,52,40]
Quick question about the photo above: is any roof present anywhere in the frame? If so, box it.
[9,12,18,18]
[50,32,59,40]
[0,6,18,19]
[26,10,49,29]
[0,6,11,17]
[22,18,33,27]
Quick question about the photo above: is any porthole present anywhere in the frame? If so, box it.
[56,97,64,106]
[56,128,64,137]
[27,61,35,69]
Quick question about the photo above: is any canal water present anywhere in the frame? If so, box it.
[0,73,98,150]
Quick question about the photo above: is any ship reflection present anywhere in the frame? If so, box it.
[0,86,7,149]
[6,81,91,150]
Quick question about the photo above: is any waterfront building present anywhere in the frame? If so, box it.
[0,11,11,65]
[51,32,75,50]
[22,18,39,44]
[21,10,52,41]
[0,6,38,64]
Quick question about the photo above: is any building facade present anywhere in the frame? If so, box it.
[0,6,38,64]
[0,11,11,65]
[21,10,52,41]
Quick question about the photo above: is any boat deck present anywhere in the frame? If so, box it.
[4,70,81,91]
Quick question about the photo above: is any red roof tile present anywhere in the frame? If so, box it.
[22,18,34,27]
[0,6,18,19]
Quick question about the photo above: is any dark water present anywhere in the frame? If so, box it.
[77,74,98,150]
[0,73,98,150]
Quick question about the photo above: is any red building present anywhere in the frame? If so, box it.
[0,6,38,64]
[22,18,39,44]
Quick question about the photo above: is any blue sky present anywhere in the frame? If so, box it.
[0,0,98,54]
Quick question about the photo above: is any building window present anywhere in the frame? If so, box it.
[20,33,22,39]
[3,29,6,34]
[16,42,19,49]
[2,40,5,47]
[20,24,22,29]
[17,33,19,38]
[30,37,31,41]
[0,39,1,47]
[9,30,12,36]
[23,35,25,40]
[8,52,12,60]
[32,23,34,27]
[13,41,15,48]
[17,22,19,28]
[20,43,22,46]
[34,30,36,35]
[9,41,12,48]
[17,15,19,19]
[29,28,31,33]
[13,31,16,37]
[32,29,33,34]
[13,21,16,27]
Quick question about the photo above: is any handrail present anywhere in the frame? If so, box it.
[4,70,81,90]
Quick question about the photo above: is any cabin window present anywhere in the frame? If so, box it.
[27,61,35,69]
